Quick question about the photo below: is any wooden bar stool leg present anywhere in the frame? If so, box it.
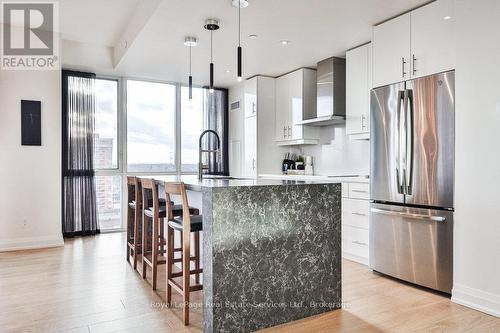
[133,209,140,270]
[152,215,159,290]
[160,218,165,255]
[142,214,148,279]
[194,231,200,284]
[126,205,131,262]
[182,228,191,325]
[166,224,174,306]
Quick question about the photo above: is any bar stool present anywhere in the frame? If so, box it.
[126,176,141,270]
[141,179,200,290]
[141,178,164,290]
[165,182,203,326]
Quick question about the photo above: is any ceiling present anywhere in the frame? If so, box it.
[59,0,140,46]
[59,0,430,88]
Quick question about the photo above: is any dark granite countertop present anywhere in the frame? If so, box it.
[136,175,341,191]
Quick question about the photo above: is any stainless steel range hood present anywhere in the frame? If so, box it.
[296,56,346,126]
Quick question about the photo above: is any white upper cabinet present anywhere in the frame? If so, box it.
[275,74,290,141]
[346,43,371,138]
[244,77,257,118]
[372,0,455,88]
[275,68,319,145]
[372,13,411,88]
[410,0,455,79]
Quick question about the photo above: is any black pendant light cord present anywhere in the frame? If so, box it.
[238,3,241,47]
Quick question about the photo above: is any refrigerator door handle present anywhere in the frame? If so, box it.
[396,90,405,194]
[370,208,447,222]
[404,89,414,195]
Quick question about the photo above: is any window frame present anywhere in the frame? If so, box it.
[93,77,121,172]
[93,75,124,232]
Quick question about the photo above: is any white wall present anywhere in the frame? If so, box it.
[0,69,63,251]
[452,0,500,318]
[298,125,370,176]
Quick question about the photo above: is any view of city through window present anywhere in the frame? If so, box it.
[127,80,176,172]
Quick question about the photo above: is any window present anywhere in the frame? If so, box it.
[181,86,204,172]
[95,175,122,231]
[94,79,118,169]
[94,78,122,230]
[127,80,176,173]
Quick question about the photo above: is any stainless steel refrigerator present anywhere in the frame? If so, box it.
[370,71,454,294]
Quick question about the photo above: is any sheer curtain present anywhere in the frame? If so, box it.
[62,70,99,236]
[203,88,229,175]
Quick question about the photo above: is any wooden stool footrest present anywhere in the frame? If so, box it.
[171,268,203,278]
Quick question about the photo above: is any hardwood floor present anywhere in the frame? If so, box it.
[0,233,498,333]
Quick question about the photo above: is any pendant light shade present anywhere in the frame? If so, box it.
[184,36,197,100]
[237,46,242,82]
[204,19,219,93]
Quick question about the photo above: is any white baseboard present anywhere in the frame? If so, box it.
[0,235,64,252]
[452,283,500,318]
[342,252,369,266]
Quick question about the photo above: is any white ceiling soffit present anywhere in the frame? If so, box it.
[62,0,431,88]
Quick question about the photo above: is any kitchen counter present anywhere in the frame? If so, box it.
[146,174,342,191]
[259,173,370,183]
[139,175,342,332]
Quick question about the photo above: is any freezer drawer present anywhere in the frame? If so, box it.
[369,203,453,294]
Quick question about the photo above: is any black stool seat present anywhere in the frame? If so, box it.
[144,205,199,219]
[129,198,167,210]
[168,215,203,232]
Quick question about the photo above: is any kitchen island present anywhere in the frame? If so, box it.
[149,176,342,333]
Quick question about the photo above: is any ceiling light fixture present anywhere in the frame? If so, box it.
[184,36,197,100]
[443,15,451,20]
[280,40,291,45]
[204,18,220,93]
[232,0,248,82]
[248,34,258,39]
[225,69,232,73]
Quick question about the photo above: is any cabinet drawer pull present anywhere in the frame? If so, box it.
[288,126,291,137]
[283,126,287,138]
[402,57,407,78]
[412,54,417,75]
[352,212,366,217]
[352,240,367,246]
[351,190,368,193]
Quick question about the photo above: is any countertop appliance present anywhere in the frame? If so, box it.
[295,57,346,127]
[370,71,455,294]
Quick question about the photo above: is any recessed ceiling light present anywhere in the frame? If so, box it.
[280,40,291,45]
[443,15,452,20]
[231,0,249,8]
[225,69,232,73]
[248,34,258,39]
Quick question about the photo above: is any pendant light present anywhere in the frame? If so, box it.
[184,36,197,100]
[204,19,219,93]
[232,0,248,82]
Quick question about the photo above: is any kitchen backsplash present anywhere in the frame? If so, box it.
[295,125,370,176]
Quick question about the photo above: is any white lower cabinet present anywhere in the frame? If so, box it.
[342,182,370,265]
